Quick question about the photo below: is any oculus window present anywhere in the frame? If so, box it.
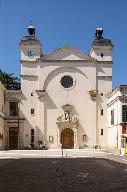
[61,75,73,89]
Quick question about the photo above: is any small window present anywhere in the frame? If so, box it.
[101,109,103,116]
[83,135,87,141]
[101,53,104,58]
[31,92,34,96]
[101,129,103,135]
[9,102,18,116]
[31,108,34,115]
[31,129,34,143]
[111,109,114,125]
[122,105,127,122]
[100,93,103,96]
[49,136,54,142]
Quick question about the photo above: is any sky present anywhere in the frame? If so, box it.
[0,0,127,88]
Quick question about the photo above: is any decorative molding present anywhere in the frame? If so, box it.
[39,59,95,63]
[89,90,98,100]
[38,45,97,62]
[5,90,22,101]
[98,76,112,79]
[20,60,38,64]
[119,95,127,102]
[62,104,73,112]
[21,75,38,78]
[57,113,79,129]
[36,90,47,97]
[107,95,127,107]
[97,61,113,64]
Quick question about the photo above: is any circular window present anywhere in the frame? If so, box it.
[61,75,73,89]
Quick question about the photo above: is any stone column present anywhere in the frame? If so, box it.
[57,127,61,149]
[74,126,79,148]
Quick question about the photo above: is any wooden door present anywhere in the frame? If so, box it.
[9,127,18,149]
[61,128,74,149]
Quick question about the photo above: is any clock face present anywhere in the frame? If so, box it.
[27,50,34,58]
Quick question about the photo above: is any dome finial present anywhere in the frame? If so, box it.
[28,21,35,36]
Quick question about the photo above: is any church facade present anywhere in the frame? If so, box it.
[18,26,113,149]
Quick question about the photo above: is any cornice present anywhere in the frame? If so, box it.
[38,59,95,63]
[107,95,127,107]
[5,116,25,120]
[21,75,38,78]
[20,60,38,64]
[97,76,112,79]
[107,96,120,107]
[20,59,113,65]
[97,61,113,64]
[107,85,127,99]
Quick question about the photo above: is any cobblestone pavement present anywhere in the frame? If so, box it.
[0,157,127,192]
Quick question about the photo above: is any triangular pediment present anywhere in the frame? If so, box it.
[40,45,95,61]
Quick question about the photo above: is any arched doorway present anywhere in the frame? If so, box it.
[61,128,74,149]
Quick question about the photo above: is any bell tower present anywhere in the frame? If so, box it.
[89,28,113,147]
[89,28,113,61]
[19,24,42,61]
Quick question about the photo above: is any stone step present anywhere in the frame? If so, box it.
[0,149,108,158]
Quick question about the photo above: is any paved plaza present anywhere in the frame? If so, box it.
[0,150,127,192]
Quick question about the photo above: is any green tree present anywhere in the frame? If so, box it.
[0,69,20,90]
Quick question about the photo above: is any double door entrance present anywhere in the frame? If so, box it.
[61,128,74,149]
[9,127,18,150]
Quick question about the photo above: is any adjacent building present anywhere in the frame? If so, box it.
[107,85,127,150]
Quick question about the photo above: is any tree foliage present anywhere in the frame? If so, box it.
[0,69,21,90]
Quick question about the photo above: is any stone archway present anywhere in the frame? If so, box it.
[61,128,74,149]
